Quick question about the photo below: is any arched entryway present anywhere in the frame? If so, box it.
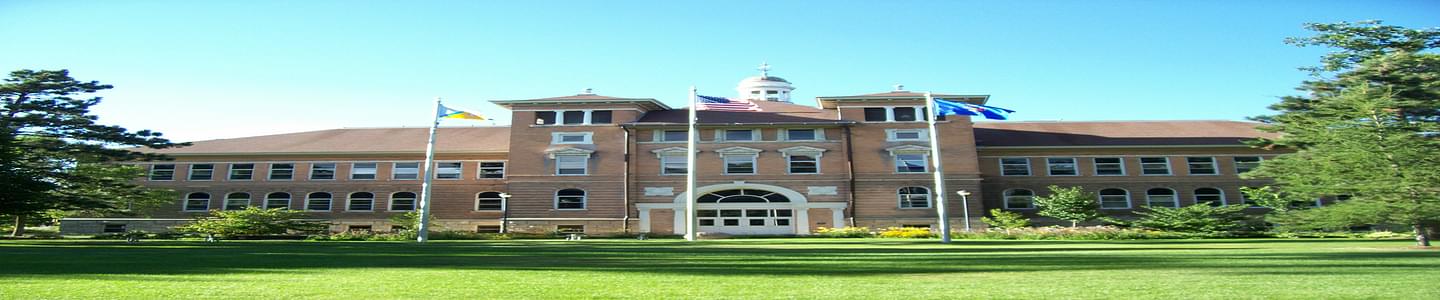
[636,183,846,235]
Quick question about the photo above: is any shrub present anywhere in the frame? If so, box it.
[981,209,1031,230]
[1128,204,1257,234]
[815,227,873,238]
[952,226,1190,240]
[428,230,514,240]
[174,207,329,237]
[308,231,416,241]
[878,227,936,238]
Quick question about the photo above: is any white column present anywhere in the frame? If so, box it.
[831,208,845,228]
[795,208,810,234]
[638,207,652,233]
[672,208,686,234]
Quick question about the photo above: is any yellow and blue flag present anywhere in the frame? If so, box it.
[935,98,1015,120]
[437,104,487,121]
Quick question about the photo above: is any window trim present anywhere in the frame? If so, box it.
[551,132,595,144]
[148,164,176,181]
[1145,188,1180,208]
[433,161,463,180]
[182,192,211,212]
[783,128,821,141]
[1045,157,1080,176]
[227,163,255,181]
[1097,188,1131,209]
[350,162,378,180]
[309,162,338,180]
[897,186,932,209]
[658,129,689,142]
[475,192,506,211]
[305,192,333,212]
[223,192,251,211]
[1139,157,1172,176]
[1092,157,1126,176]
[719,129,758,142]
[263,192,292,210]
[554,189,588,210]
[723,154,758,175]
[389,192,418,212]
[1186,156,1220,176]
[554,154,590,176]
[660,154,688,176]
[1194,187,1226,207]
[1233,156,1263,174]
[392,162,421,180]
[346,192,376,212]
[885,129,929,142]
[1003,189,1037,210]
[187,164,214,181]
[785,153,820,174]
[477,161,506,179]
[893,153,930,174]
[999,158,1031,176]
[267,163,296,181]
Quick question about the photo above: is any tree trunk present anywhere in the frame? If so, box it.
[1415,224,1431,247]
[10,215,24,237]
[1071,220,1078,228]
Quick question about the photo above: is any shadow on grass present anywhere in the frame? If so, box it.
[0,239,1434,278]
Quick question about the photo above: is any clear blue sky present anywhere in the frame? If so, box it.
[2,1,1436,142]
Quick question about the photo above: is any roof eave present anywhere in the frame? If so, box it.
[489,98,673,110]
[815,94,991,108]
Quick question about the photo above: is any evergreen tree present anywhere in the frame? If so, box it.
[1033,185,1103,227]
[0,69,183,236]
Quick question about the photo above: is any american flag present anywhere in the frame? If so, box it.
[696,95,762,111]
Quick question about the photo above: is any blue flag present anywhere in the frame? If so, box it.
[934,98,1015,120]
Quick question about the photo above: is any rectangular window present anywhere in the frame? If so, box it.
[892,107,917,122]
[392,162,420,180]
[1140,157,1171,175]
[562,111,585,124]
[788,154,819,174]
[1099,192,1131,209]
[863,108,888,122]
[999,158,1030,176]
[590,110,612,124]
[724,129,754,141]
[661,130,688,142]
[556,155,588,175]
[535,111,557,125]
[1093,157,1125,176]
[661,155,688,175]
[785,129,817,141]
[350,163,377,180]
[188,164,213,181]
[479,162,505,179]
[435,162,462,179]
[1046,158,1078,176]
[268,163,294,180]
[888,129,927,141]
[390,195,416,211]
[724,155,756,174]
[476,194,504,211]
[148,164,175,181]
[552,132,593,144]
[348,197,374,211]
[228,163,254,180]
[306,194,332,211]
[310,163,336,180]
[1234,156,1262,174]
[1187,157,1218,175]
[895,154,928,173]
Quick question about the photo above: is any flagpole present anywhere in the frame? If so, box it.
[684,86,699,241]
[924,92,952,244]
[416,97,442,243]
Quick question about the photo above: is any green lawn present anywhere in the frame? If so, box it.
[0,238,1436,299]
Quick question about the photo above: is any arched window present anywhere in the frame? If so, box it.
[898,187,931,208]
[1146,188,1178,208]
[390,192,417,211]
[1098,188,1130,209]
[348,192,375,211]
[264,192,291,209]
[476,192,504,211]
[184,192,211,211]
[696,189,791,203]
[306,192,332,211]
[224,192,251,210]
[1004,189,1035,209]
[1194,188,1225,207]
[555,189,586,210]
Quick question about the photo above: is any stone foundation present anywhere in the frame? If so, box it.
[60,218,192,235]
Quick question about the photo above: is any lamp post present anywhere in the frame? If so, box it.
[499,193,512,233]
[956,190,973,232]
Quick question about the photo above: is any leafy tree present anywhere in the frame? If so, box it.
[1130,204,1255,234]
[0,69,183,236]
[980,209,1031,231]
[387,211,438,232]
[1247,21,1440,246]
[174,207,329,237]
[1034,185,1103,227]
[1240,186,1317,213]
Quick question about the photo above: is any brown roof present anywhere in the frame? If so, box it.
[530,94,634,101]
[141,127,511,155]
[490,94,671,110]
[633,101,843,125]
[973,121,1277,147]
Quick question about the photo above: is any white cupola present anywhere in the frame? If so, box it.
[735,62,795,103]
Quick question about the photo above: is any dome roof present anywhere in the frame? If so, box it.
[741,75,790,84]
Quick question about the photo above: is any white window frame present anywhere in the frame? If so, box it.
[223,192,251,211]
[392,162,421,180]
[183,192,211,212]
[897,187,932,209]
[551,132,594,144]
[389,192,417,211]
[308,163,337,180]
[660,154,688,176]
[720,129,758,142]
[886,129,929,141]
[1046,157,1079,176]
[1092,157,1126,176]
[148,164,176,181]
[268,163,295,181]
[1145,188,1180,208]
[783,128,821,141]
[1186,157,1219,175]
[555,154,590,176]
[1233,156,1263,174]
[227,163,255,181]
[554,189,587,210]
[658,129,689,142]
[785,153,820,174]
[723,155,758,175]
[893,153,929,173]
[1139,157,1172,176]
[478,161,506,179]
[264,192,292,210]
[346,192,376,212]
[187,164,214,181]
[305,192,333,212]
[350,162,378,180]
[434,161,463,180]
[1097,188,1131,209]
[1003,189,1036,209]
[1194,187,1226,207]
[475,192,505,211]
[999,158,1030,176]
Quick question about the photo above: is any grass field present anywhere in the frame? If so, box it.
[1,238,1436,299]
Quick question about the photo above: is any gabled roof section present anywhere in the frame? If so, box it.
[816,91,990,109]
[631,101,844,125]
[138,127,511,155]
[490,93,671,110]
[973,120,1278,148]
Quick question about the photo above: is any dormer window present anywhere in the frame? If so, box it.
[535,110,612,126]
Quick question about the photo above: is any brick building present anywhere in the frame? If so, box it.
[61,71,1289,235]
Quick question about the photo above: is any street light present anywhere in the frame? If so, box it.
[498,193,512,233]
[956,190,973,232]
